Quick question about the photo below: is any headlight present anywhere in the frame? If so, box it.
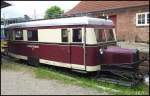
[99,48,103,54]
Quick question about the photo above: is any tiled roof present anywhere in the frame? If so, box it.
[65,1,149,15]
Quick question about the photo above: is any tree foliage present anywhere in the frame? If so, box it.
[44,6,64,19]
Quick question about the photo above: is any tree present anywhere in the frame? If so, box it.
[44,6,64,19]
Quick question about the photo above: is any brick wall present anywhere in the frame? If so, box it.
[116,6,149,42]
[67,5,149,43]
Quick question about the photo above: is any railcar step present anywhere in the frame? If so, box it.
[95,77,139,87]
[71,69,87,74]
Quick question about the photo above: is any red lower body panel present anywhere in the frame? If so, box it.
[8,41,100,67]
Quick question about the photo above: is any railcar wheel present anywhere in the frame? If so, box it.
[27,57,39,67]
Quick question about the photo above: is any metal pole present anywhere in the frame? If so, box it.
[34,9,36,20]
[83,26,86,71]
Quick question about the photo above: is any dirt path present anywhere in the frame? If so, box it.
[1,67,108,95]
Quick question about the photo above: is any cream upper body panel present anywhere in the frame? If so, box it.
[38,29,61,43]
[86,28,97,44]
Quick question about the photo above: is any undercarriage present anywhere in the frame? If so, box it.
[95,60,144,87]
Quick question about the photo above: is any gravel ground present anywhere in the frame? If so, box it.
[117,42,149,52]
[1,69,108,95]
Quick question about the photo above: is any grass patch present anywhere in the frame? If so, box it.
[34,67,77,84]
[1,58,149,95]
[34,66,149,95]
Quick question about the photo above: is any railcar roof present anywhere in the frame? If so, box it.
[6,16,114,29]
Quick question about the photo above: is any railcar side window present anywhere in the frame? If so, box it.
[105,29,115,41]
[8,30,13,40]
[94,29,106,42]
[72,29,82,42]
[61,29,68,42]
[27,30,38,41]
[15,30,23,40]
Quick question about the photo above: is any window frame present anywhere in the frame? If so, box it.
[94,28,116,43]
[94,28,107,42]
[61,29,69,43]
[136,12,149,26]
[27,29,38,41]
[105,29,116,42]
[8,30,14,40]
[14,30,23,41]
[72,28,83,43]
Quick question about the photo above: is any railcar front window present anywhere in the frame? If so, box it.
[94,29,106,42]
[105,29,115,41]
[15,30,23,40]
[61,29,68,42]
[72,29,82,42]
[27,30,38,41]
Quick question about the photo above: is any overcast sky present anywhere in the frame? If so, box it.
[1,1,80,19]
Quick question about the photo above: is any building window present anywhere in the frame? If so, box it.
[147,13,149,24]
[136,12,149,26]
[72,28,82,42]
[15,30,23,40]
[94,29,106,42]
[27,30,38,41]
[61,29,68,42]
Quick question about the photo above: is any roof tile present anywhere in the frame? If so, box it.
[65,1,149,15]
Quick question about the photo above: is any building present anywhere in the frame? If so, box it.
[1,1,31,39]
[2,15,31,25]
[64,1,149,43]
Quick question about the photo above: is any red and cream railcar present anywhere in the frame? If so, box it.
[6,16,128,72]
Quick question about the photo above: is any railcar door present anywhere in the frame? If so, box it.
[70,28,85,71]
[60,29,71,68]
[26,29,39,66]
